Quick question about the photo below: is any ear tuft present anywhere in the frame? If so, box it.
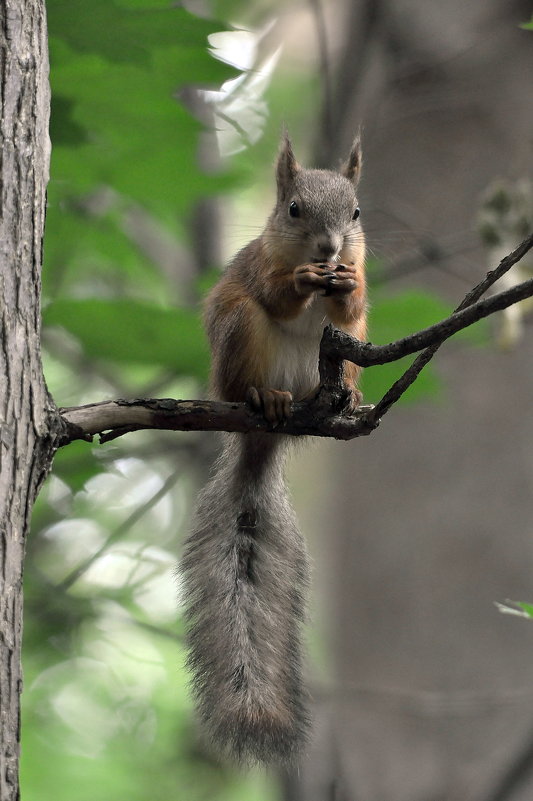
[341,132,362,186]
[276,129,300,199]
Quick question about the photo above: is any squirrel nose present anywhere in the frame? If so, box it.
[316,234,341,261]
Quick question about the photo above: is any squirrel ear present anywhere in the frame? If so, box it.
[276,131,300,198]
[342,134,362,186]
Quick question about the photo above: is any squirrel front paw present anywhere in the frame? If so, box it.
[246,387,293,425]
[294,263,358,297]
[322,264,359,297]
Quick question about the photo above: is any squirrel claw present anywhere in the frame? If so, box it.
[341,387,363,415]
[247,387,293,425]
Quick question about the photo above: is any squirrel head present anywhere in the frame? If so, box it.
[267,132,363,266]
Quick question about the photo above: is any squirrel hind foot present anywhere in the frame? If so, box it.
[246,386,293,425]
[340,386,363,415]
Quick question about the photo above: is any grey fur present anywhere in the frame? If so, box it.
[341,134,362,184]
[267,137,361,266]
[181,432,310,764]
[276,131,300,197]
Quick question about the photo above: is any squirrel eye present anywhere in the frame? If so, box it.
[289,200,300,218]
[352,207,361,221]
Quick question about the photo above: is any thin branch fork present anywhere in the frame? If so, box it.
[320,274,533,369]
[58,232,533,446]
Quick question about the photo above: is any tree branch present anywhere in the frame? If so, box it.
[321,273,533,369]
[59,397,378,444]
[57,233,533,446]
[349,231,533,423]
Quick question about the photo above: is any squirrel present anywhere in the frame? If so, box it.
[181,132,367,765]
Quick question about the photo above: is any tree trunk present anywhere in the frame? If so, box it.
[0,2,56,798]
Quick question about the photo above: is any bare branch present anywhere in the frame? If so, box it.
[59,397,377,445]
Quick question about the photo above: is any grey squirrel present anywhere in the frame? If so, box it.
[181,133,367,764]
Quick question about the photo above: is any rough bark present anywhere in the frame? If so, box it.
[0,2,56,799]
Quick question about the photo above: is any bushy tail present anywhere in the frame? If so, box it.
[181,432,310,764]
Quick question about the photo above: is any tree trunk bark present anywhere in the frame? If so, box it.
[0,2,57,798]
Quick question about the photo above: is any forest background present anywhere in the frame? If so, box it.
[19,1,533,800]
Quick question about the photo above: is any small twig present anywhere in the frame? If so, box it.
[133,618,183,643]
[100,424,146,444]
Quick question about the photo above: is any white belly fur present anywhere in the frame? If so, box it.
[266,297,329,400]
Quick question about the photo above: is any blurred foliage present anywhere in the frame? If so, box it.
[27,2,274,800]
[44,299,209,374]
[25,1,490,800]
[360,288,487,402]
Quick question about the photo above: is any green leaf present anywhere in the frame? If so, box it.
[47,2,240,225]
[516,602,533,617]
[360,354,441,405]
[49,94,89,147]
[360,289,488,404]
[43,299,209,377]
[47,1,231,67]
[51,441,104,492]
[520,17,533,30]
[43,196,167,301]
[47,46,238,222]
[370,289,488,346]
[371,290,463,341]
[495,600,533,619]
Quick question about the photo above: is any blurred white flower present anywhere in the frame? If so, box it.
[204,25,281,155]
